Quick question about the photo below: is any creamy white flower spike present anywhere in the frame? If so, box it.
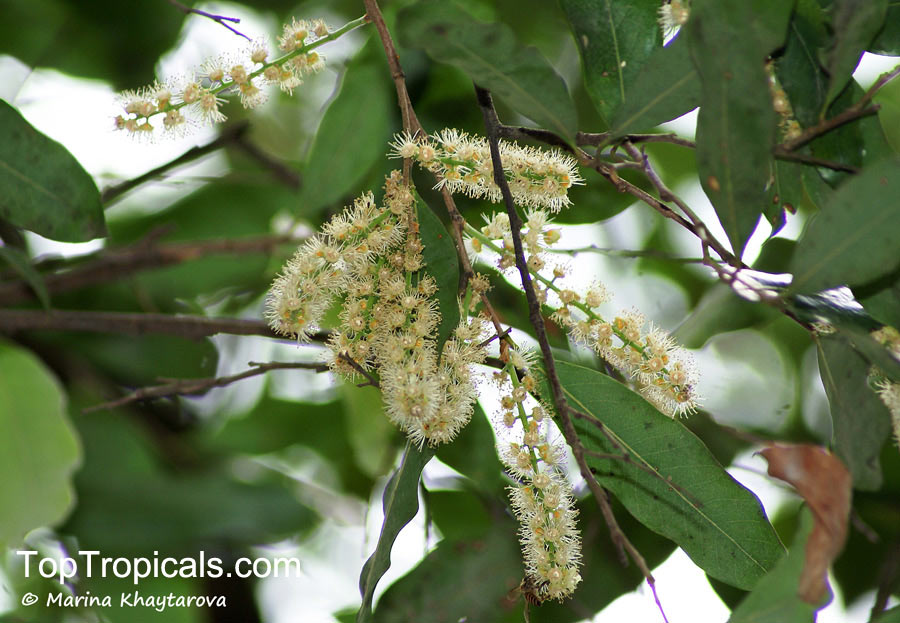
[266,171,486,447]
[113,16,363,137]
[389,130,583,212]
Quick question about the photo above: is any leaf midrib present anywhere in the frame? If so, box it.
[562,379,770,573]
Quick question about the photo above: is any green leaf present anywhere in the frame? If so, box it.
[726,507,820,623]
[555,360,785,590]
[688,0,792,255]
[373,523,521,623]
[776,0,829,129]
[822,0,888,110]
[65,407,314,555]
[0,340,80,547]
[299,40,393,213]
[416,192,460,350]
[875,74,900,155]
[609,34,701,136]
[816,335,892,490]
[435,403,507,494]
[857,272,900,327]
[0,100,105,242]
[790,158,900,294]
[765,159,806,234]
[874,605,900,623]
[560,0,661,126]
[357,443,434,622]
[397,0,578,139]
[0,245,50,308]
[869,2,900,54]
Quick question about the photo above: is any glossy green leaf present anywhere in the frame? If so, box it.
[397,0,578,139]
[688,1,792,255]
[206,393,376,499]
[765,159,806,234]
[776,0,829,129]
[874,605,900,623]
[816,335,892,490]
[822,0,888,109]
[790,158,900,294]
[299,41,393,213]
[417,192,459,350]
[0,100,105,242]
[66,407,314,556]
[435,403,507,494]
[869,2,900,54]
[0,340,80,546]
[560,0,661,126]
[1,0,184,88]
[373,523,521,623]
[875,75,900,155]
[556,360,784,590]
[857,273,900,327]
[358,443,434,623]
[727,507,820,623]
[610,34,701,136]
[0,245,50,308]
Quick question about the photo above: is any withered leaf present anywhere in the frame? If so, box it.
[759,444,852,604]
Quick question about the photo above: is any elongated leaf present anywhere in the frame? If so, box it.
[300,43,392,213]
[0,245,50,308]
[823,0,888,109]
[560,0,660,126]
[816,335,892,490]
[397,0,577,139]
[869,3,900,54]
[610,34,701,136]
[727,508,820,623]
[556,361,784,590]
[417,192,459,350]
[0,340,80,546]
[373,523,520,623]
[790,158,900,294]
[688,1,792,255]
[0,100,105,241]
[776,0,829,129]
[358,443,434,622]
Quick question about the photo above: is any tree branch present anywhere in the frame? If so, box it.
[100,122,300,205]
[0,309,299,340]
[83,360,329,413]
[0,234,299,306]
[474,84,657,588]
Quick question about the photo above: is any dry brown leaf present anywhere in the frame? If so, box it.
[759,443,852,604]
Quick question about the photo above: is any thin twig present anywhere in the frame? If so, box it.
[772,147,860,173]
[779,104,880,152]
[363,0,509,345]
[167,0,251,40]
[337,352,381,389]
[100,122,300,205]
[0,309,305,341]
[83,360,329,413]
[475,84,657,587]
[0,234,300,306]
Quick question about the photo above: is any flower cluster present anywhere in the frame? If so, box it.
[494,351,582,601]
[266,171,486,446]
[871,326,900,450]
[466,211,700,417]
[389,129,583,212]
[658,0,690,39]
[114,17,350,137]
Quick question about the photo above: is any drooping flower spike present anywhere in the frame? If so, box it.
[114,16,367,137]
[389,130,584,212]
